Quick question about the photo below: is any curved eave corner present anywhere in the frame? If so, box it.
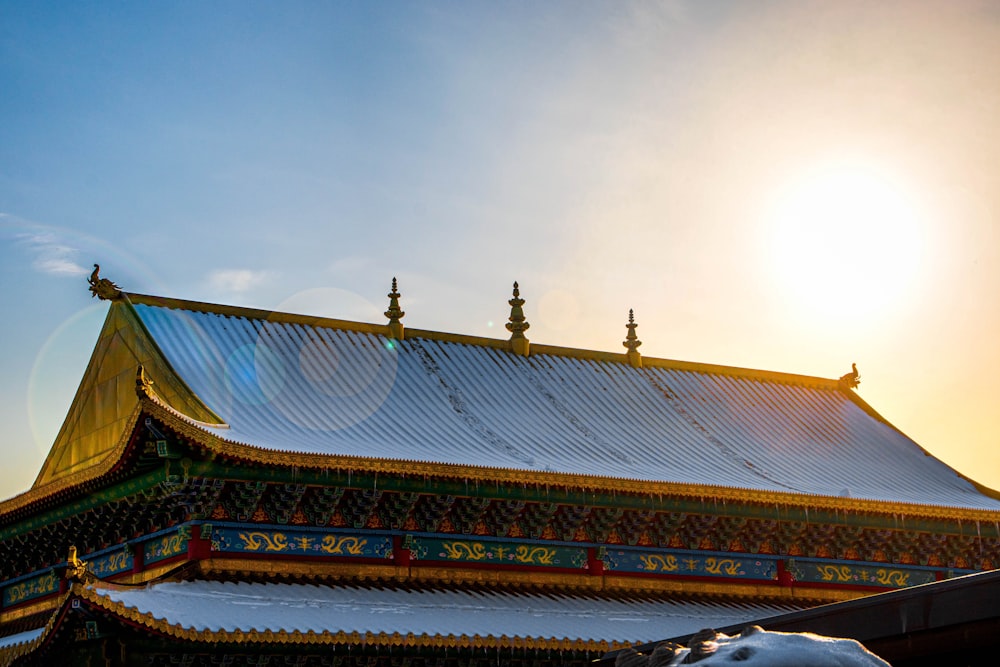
[0,403,142,518]
[840,383,1000,503]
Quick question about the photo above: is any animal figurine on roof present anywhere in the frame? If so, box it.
[839,362,861,389]
[614,626,890,667]
[88,263,121,300]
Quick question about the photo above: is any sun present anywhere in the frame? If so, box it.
[765,160,926,324]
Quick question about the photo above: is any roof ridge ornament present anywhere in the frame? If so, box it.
[623,309,643,368]
[87,263,122,301]
[839,362,861,389]
[506,281,530,357]
[65,546,91,583]
[384,277,405,341]
[136,364,154,398]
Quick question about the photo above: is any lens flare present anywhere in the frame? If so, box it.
[765,160,926,324]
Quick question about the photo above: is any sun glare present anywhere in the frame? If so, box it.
[766,161,925,324]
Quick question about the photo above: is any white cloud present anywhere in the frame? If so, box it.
[15,232,89,276]
[208,269,276,293]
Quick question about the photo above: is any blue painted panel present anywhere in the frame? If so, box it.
[210,526,392,559]
[603,548,779,580]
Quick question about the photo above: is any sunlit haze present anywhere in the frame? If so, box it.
[2,1,999,500]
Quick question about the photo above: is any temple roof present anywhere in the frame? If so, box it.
[0,580,800,659]
[24,291,1000,513]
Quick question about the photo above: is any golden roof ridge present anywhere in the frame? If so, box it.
[124,292,841,390]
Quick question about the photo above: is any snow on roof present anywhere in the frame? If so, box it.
[0,628,44,649]
[95,580,799,646]
[131,298,1000,510]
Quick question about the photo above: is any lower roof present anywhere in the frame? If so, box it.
[6,580,802,657]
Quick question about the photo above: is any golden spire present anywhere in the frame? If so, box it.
[384,277,405,341]
[87,263,122,301]
[623,309,643,368]
[506,281,530,357]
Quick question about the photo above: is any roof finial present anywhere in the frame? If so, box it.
[87,263,122,301]
[384,277,405,341]
[839,362,860,389]
[506,281,530,357]
[623,309,643,368]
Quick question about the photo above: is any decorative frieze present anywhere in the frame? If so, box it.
[603,547,779,581]
[143,527,190,565]
[409,536,588,570]
[210,526,393,560]
[2,570,58,607]
[786,559,943,588]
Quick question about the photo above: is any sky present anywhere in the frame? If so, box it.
[1,1,999,501]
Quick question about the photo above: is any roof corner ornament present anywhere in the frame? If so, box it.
[839,362,860,389]
[65,546,91,583]
[87,263,122,301]
[384,277,405,341]
[506,281,530,357]
[136,364,154,398]
[623,309,643,368]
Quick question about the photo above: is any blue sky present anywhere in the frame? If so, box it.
[2,1,1000,499]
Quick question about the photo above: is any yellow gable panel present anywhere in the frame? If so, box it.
[33,298,222,489]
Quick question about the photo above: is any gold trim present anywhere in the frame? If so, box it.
[0,596,62,625]
[144,389,229,429]
[141,398,1000,523]
[195,557,853,606]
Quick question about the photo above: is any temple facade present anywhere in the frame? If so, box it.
[1,274,998,665]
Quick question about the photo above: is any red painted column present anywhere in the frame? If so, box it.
[777,560,794,587]
[131,544,145,574]
[187,524,212,561]
[587,547,605,575]
[393,535,412,567]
